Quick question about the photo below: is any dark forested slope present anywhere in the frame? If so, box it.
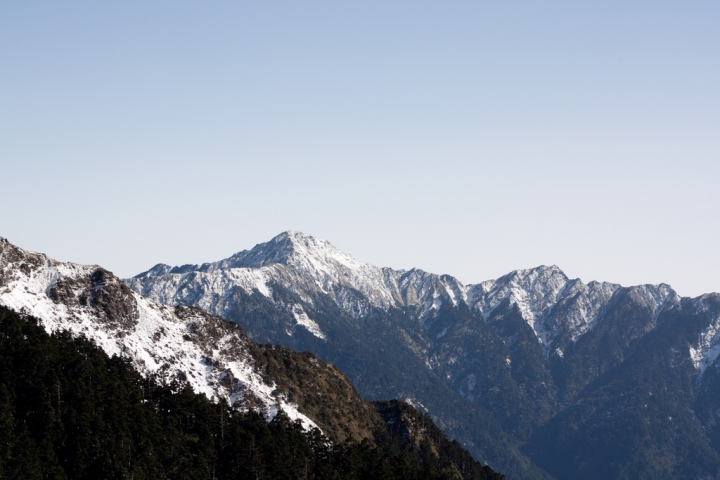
[0,305,503,480]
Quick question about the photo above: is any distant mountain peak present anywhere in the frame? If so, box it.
[226,230,361,270]
[133,263,173,279]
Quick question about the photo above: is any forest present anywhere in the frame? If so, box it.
[0,305,502,480]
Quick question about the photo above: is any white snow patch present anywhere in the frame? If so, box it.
[432,296,442,311]
[403,397,428,413]
[292,304,326,340]
[690,311,720,377]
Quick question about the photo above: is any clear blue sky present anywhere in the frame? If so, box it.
[1,1,719,297]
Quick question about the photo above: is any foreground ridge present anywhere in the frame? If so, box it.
[0,236,319,430]
[0,304,504,480]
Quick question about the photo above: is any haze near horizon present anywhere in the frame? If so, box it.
[1,2,718,297]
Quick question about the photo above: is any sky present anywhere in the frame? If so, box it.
[1,1,719,297]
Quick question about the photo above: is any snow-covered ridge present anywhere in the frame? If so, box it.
[128,231,493,321]
[0,236,318,431]
[689,295,720,377]
[126,231,682,354]
[476,267,623,348]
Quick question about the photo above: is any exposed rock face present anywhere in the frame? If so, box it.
[47,267,140,330]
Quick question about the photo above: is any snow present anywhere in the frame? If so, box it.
[432,296,442,311]
[291,304,326,340]
[476,266,623,354]
[123,231,687,358]
[128,232,483,327]
[0,237,319,432]
[689,296,720,379]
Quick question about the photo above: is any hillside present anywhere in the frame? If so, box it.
[0,304,503,479]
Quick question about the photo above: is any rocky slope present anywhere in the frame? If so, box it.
[0,236,394,444]
[127,231,720,479]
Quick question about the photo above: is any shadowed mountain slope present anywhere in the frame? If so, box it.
[127,231,720,479]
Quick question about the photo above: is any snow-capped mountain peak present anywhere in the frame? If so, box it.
[230,231,364,270]
[133,262,174,279]
[126,232,682,357]
[480,265,570,321]
[473,265,620,350]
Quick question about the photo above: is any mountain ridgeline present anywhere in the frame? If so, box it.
[127,231,720,480]
[0,236,501,479]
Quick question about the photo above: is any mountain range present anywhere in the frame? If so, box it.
[126,231,720,479]
[4,230,720,478]
[0,234,503,479]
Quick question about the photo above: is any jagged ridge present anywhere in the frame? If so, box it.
[128,231,684,358]
[124,231,720,480]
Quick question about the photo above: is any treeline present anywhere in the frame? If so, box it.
[0,305,502,480]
